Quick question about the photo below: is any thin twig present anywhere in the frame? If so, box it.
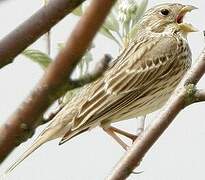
[45,31,51,56]
[136,116,146,136]
[107,47,205,180]
[0,0,85,69]
[44,0,51,56]
[0,0,116,163]
[69,54,112,89]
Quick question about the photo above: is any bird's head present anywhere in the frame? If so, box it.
[139,3,198,34]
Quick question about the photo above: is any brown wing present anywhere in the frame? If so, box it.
[60,34,181,144]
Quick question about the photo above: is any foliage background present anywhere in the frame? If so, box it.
[0,0,204,179]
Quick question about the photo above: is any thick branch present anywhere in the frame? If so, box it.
[0,0,85,69]
[107,47,205,180]
[184,49,205,85]
[0,0,116,163]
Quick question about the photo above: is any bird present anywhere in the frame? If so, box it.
[4,3,197,175]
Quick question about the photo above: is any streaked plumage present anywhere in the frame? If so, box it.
[4,3,197,175]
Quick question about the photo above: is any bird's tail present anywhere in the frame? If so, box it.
[2,114,72,178]
[3,137,47,177]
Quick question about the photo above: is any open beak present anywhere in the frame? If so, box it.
[176,5,198,33]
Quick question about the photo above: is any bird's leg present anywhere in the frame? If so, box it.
[103,127,129,150]
[102,116,146,150]
[108,126,138,141]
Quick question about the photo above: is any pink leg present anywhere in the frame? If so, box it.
[109,126,138,142]
[103,125,142,150]
[103,127,128,150]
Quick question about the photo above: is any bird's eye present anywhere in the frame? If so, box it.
[160,9,170,16]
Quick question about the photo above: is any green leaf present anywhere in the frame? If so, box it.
[133,0,148,25]
[22,49,52,70]
[128,0,148,41]
[100,26,122,47]
[128,24,140,41]
[104,11,119,32]
[57,43,65,50]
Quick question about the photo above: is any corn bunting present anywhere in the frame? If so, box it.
[5,3,197,174]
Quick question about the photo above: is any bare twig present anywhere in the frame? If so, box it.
[136,116,146,136]
[43,0,51,56]
[0,0,85,69]
[107,47,205,180]
[45,31,51,56]
[0,0,116,163]
[69,54,112,89]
